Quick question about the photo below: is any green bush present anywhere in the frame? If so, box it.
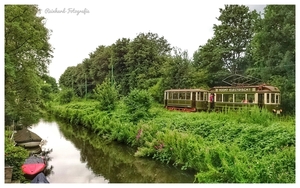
[124,89,152,123]
[93,78,118,111]
[5,130,29,183]
[59,88,75,104]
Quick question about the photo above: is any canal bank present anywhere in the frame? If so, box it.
[28,118,197,183]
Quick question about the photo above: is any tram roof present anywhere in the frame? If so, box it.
[211,85,280,91]
[165,88,208,92]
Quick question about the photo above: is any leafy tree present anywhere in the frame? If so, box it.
[82,58,96,97]
[249,5,295,114]
[193,38,230,87]
[40,82,53,101]
[5,5,53,125]
[193,5,258,86]
[125,32,172,91]
[111,38,131,96]
[162,48,200,90]
[213,5,259,74]
[88,45,112,86]
[41,74,59,93]
[93,78,118,111]
[73,63,87,97]
[59,66,77,89]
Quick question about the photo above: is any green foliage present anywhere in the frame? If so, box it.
[162,48,206,90]
[249,5,295,114]
[93,78,118,111]
[47,98,295,183]
[194,5,258,80]
[269,75,295,115]
[111,38,131,96]
[58,66,77,89]
[59,88,75,104]
[5,130,30,183]
[193,39,231,87]
[214,5,258,74]
[124,89,152,122]
[148,78,164,103]
[124,32,171,91]
[5,5,53,126]
[40,83,53,101]
[41,74,59,93]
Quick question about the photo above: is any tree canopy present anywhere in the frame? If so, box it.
[5,5,55,125]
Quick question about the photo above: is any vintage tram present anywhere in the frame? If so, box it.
[164,88,208,112]
[164,84,282,114]
[208,84,282,114]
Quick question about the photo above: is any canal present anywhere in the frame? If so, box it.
[29,118,197,183]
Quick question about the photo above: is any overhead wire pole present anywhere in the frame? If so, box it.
[85,73,87,100]
[110,57,114,86]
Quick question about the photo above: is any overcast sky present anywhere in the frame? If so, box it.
[4,1,290,83]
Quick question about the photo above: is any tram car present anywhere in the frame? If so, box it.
[164,84,282,114]
[164,88,208,112]
[209,84,282,114]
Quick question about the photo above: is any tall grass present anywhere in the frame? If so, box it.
[47,100,295,183]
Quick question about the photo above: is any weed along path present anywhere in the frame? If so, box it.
[29,119,196,183]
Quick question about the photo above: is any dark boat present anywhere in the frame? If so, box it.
[13,128,42,148]
[31,172,49,183]
[22,155,46,177]
[26,146,42,155]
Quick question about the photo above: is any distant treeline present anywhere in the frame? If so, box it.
[58,5,295,114]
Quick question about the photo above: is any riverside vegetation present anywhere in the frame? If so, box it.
[46,88,295,183]
[5,4,295,183]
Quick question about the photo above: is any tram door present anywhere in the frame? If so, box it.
[192,92,196,108]
[258,93,264,109]
[164,92,168,107]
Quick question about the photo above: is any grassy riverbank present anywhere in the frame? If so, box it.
[47,99,295,183]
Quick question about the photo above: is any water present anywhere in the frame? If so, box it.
[29,119,197,183]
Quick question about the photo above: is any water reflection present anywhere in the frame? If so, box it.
[30,118,196,183]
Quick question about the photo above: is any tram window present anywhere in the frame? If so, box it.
[223,94,233,102]
[266,93,270,103]
[186,92,191,100]
[168,92,172,99]
[204,93,207,101]
[271,93,275,103]
[234,94,245,103]
[179,92,185,99]
[276,94,280,104]
[173,93,178,100]
[199,92,204,101]
[247,94,254,103]
[216,94,222,102]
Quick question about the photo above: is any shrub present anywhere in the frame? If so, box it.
[124,89,152,123]
[5,130,29,183]
[59,88,75,104]
[93,78,118,111]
